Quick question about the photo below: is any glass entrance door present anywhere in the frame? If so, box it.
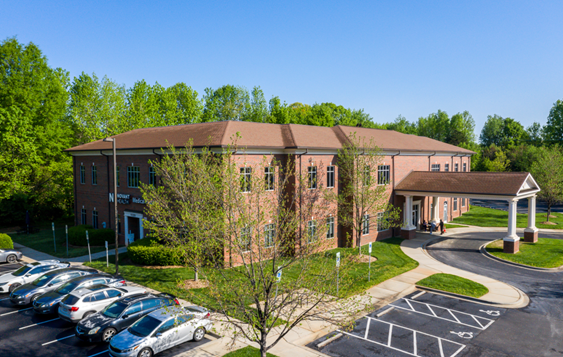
[443,202,448,222]
[412,203,419,228]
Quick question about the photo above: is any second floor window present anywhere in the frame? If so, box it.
[308,166,317,189]
[240,167,252,193]
[80,165,85,184]
[264,224,275,247]
[265,166,274,191]
[326,217,334,239]
[463,163,467,172]
[445,163,450,172]
[116,166,120,187]
[377,165,390,185]
[81,209,87,225]
[92,210,99,229]
[149,167,156,186]
[431,164,440,172]
[454,163,459,172]
[92,165,97,185]
[327,166,335,188]
[362,215,370,235]
[307,220,317,243]
[127,166,140,188]
[363,166,371,186]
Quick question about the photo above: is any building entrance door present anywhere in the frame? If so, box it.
[443,202,448,222]
[412,202,420,228]
[124,211,144,246]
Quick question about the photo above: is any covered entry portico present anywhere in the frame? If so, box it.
[396,171,541,253]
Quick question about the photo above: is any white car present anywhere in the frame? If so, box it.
[0,260,70,293]
[58,284,147,323]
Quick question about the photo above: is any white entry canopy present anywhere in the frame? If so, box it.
[395,171,540,200]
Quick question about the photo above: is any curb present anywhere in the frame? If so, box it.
[414,286,508,306]
[479,242,563,272]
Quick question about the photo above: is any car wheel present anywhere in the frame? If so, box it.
[137,347,153,357]
[102,327,117,342]
[7,255,17,264]
[30,294,40,303]
[193,327,205,342]
[82,311,94,320]
[9,283,20,293]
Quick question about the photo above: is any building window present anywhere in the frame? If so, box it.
[265,166,274,191]
[240,227,252,252]
[463,163,467,172]
[92,165,97,185]
[116,166,120,187]
[80,165,85,184]
[308,166,317,189]
[149,167,156,186]
[327,166,335,188]
[81,209,87,225]
[445,163,450,172]
[377,165,390,185]
[264,224,275,247]
[362,215,370,235]
[431,164,440,172]
[453,198,458,211]
[92,210,99,229]
[240,167,252,193]
[127,166,140,188]
[307,220,317,243]
[363,166,371,186]
[454,163,459,172]
[462,198,466,207]
[377,212,386,231]
[117,214,121,233]
[326,217,334,239]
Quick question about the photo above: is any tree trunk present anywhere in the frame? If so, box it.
[547,206,552,222]
[194,266,198,281]
[260,331,268,357]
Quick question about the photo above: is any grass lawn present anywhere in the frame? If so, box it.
[416,273,489,298]
[85,237,417,320]
[486,238,563,268]
[444,223,468,229]
[222,346,278,357]
[452,205,563,229]
[10,226,114,259]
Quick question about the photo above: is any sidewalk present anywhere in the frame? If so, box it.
[13,242,127,264]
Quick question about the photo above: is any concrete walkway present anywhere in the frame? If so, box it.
[13,242,127,264]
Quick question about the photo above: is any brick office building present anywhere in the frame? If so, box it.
[65,121,473,247]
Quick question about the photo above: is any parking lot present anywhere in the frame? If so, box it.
[310,291,507,357]
[0,263,212,357]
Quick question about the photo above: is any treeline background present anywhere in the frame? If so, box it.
[2,38,563,226]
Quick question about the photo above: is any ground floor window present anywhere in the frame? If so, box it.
[81,209,87,225]
[307,220,317,243]
[326,217,334,238]
[264,224,275,247]
[240,227,252,252]
[92,210,99,229]
[453,198,458,211]
[362,215,370,235]
[377,212,386,231]
[462,198,466,207]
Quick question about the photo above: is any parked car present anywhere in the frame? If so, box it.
[109,306,212,357]
[10,267,97,305]
[34,273,126,315]
[0,260,70,293]
[75,292,180,342]
[58,284,147,323]
[0,249,23,264]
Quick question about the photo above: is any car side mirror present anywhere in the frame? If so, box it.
[122,314,129,319]
[48,283,54,287]
[25,274,31,277]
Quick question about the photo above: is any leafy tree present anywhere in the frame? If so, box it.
[202,84,250,122]
[480,115,527,148]
[416,110,450,142]
[544,99,563,144]
[479,144,510,172]
[529,146,563,222]
[458,141,481,171]
[526,122,544,146]
[386,115,417,134]
[245,86,268,122]
[447,111,475,145]
[506,144,540,172]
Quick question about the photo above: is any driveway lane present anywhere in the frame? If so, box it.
[426,231,563,357]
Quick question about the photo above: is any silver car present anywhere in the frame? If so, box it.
[58,284,146,323]
[0,249,23,264]
[0,260,70,293]
[109,306,212,357]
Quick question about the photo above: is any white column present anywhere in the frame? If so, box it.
[503,199,519,242]
[404,195,415,230]
[525,195,538,233]
[432,196,440,223]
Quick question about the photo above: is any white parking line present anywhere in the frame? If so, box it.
[338,317,465,357]
[41,334,74,346]
[389,298,495,330]
[87,350,109,357]
[0,298,11,301]
[19,317,60,330]
[0,307,33,316]
[364,317,370,339]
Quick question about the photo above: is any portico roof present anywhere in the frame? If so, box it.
[395,171,540,200]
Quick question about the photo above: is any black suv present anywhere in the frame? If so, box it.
[75,292,179,342]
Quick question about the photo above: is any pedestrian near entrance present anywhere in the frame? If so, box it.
[439,219,444,235]
[430,221,436,234]
[421,220,427,232]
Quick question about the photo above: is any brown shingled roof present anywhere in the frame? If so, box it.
[65,121,475,154]
[395,171,533,196]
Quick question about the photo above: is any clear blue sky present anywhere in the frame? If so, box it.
[1,0,562,136]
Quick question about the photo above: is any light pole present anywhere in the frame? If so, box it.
[103,137,119,276]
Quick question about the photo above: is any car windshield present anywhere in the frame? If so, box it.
[128,316,161,337]
[12,266,33,277]
[62,294,80,305]
[103,302,127,318]
[32,274,52,287]
[56,281,79,295]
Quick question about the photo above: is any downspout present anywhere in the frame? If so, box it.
[73,156,78,227]
[428,151,436,171]
[101,150,111,229]
[391,151,400,237]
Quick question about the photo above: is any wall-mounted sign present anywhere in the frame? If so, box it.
[109,193,145,205]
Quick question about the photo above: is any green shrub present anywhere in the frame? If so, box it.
[0,233,14,249]
[127,236,183,266]
[69,225,115,246]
